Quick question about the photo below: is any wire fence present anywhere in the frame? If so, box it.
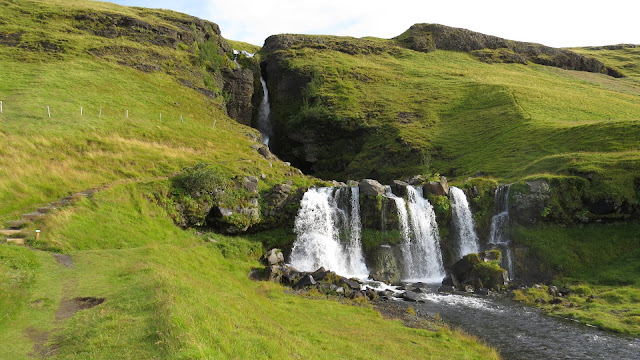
[0,100,218,128]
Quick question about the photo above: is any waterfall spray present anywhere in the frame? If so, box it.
[290,187,368,278]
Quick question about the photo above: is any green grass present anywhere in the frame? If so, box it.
[511,222,640,335]
[0,183,499,359]
[512,284,640,336]
[512,223,640,285]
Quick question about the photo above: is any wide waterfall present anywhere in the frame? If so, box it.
[257,77,274,146]
[290,187,368,278]
[450,186,480,259]
[386,186,445,282]
[488,184,514,279]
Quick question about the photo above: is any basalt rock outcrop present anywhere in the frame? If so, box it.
[395,24,624,77]
[222,68,255,126]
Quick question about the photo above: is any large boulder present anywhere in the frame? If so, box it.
[241,176,259,193]
[359,179,386,197]
[367,245,402,284]
[295,274,316,289]
[450,253,481,283]
[391,180,408,197]
[423,181,447,196]
[263,248,285,266]
[446,252,508,291]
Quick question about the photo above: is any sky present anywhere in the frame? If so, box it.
[107,0,640,48]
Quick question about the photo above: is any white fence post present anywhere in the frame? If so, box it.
[180,114,183,123]
[126,110,129,118]
[159,113,162,122]
[81,106,83,116]
[0,100,3,114]
[213,120,216,129]
[99,108,102,117]
[47,106,50,118]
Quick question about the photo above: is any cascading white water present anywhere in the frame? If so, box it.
[257,77,274,146]
[489,184,510,244]
[346,186,367,274]
[489,184,515,279]
[385,186,445,282]
[290,187,368,278]
[450,186,480,259]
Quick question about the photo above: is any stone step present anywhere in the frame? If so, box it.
[5,238,25,245]
[36,206,56,214]
[6,220,27,229]
[50,199,71,207]
[0,229,23,236]
[22,212,46,221]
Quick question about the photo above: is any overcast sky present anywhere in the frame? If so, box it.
[107,0,639,48]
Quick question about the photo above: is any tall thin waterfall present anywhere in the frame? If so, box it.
[385,186,445,282]
[290,187,368,278]
[257,77,274,146]
[450,186,480,259]
[489,184,514,279]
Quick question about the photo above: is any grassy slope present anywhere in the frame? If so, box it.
[1,183,498,359]
[0,0,311,222]
[0,0,498,358]
[265,36,640,197]
[510,223,640,335]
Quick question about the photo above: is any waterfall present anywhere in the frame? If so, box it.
[385,186,445,282]
[290,187,368,278]
[450,186,480,259]
[489,184,514,279]
[257,77,274,146]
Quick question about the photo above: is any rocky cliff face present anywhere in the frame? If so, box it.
[395,24,624,77]
[261,47,370,178]
[222,68,255,126]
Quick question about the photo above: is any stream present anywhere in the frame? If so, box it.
[406,285,640,360]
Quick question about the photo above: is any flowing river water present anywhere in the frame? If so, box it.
[404,284,640,360]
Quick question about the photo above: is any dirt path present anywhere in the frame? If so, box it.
[25,253,105,358]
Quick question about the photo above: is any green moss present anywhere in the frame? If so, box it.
[471,261,505,289]
[361,229,402,255]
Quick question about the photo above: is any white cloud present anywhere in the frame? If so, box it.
[109,0,640,47]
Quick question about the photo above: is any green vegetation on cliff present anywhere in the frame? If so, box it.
[261,31,640,193]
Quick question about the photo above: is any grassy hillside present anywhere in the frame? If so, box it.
[261,33,640,200]
[0,1,499,358]
[0,0,303,222]
[1,182,499,359]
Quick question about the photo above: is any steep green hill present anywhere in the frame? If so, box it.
[261,28,640,204]
[0,1,499,358]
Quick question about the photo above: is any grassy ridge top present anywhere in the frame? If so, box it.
[262,32,640,201]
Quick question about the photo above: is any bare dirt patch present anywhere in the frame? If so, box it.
[52,254,73,268]
[55,297,105,321]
